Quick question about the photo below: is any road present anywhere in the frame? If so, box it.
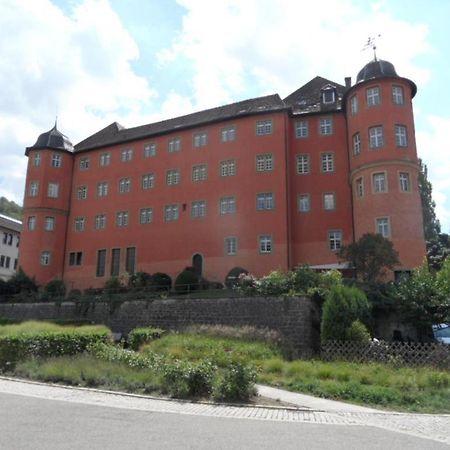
[0,380,448,449]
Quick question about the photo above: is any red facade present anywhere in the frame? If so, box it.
[19,60,426,290]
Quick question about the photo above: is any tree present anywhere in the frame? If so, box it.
[418,159,440,241]
[338,233,399,284]
[427,232,450,271]
[0,196,22,220]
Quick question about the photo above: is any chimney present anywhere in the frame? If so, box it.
[345,77,351,89]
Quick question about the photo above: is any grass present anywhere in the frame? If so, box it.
[0,320,108,336]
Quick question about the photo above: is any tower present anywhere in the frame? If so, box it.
[345,59,426,272]
[19,123,74,286]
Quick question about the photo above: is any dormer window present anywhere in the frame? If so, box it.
[321,84,336,104]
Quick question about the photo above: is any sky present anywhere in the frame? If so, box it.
[0,0,449,232]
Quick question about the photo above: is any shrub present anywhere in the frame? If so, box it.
[0,322,112,370]
[225,267,249,288]
[44,279,66,298]
[151,272,172,291]
[127,327,165,351]
[345,320,371,343]
[257,270,294,296]
[174,269,199,293]
[104,277,122,293]
[7,268,38,295]
[212,362,257,402]
[292,265,322,292]
[128,272,152,289]
[67,289,82,301]
[321,285,370,343]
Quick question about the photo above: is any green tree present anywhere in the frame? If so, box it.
[0,196,22,220]
[418,159,440,241]
[338,233,399,284]
[427,232,450,271]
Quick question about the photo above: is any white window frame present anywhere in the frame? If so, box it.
[97,182,108,197]
[298,193,310,213]
[29,181,39,197]
[295,121,308,138]
[77,186,87,200]
[33,152,41,167]
[373,172,387,193]
[328,230,342,251]
[119,177,131,193]
[256,120,273,136]
[116,211,129,227]
[369,126,384,149]
[376,217,390,238]
[191,200,207,218]
[350,95,358,115]
[296,154,310,174]
[353,132,361,155]
[164,204,179,222]
[95,214,106,230]
[168,138,181,153]
[44,216,55,231]
[356,177,364,198]
[142,173,155,190]
[74,217,85,232]
[220,196,236,214]
[121,149,133,162]
[51,153,61,168]
[192,164,207,182]
[321,153,334,172]
[366,86,380,106]
[40,251,51,266]
[47,182,59,198]
[221,126,236,142]
[27,216,36,231]
[166,169,180,186]
[392,85,404,105]
[144,143,156,158]
[399,172,410,192]
[395,125,408,147]
[319,118,333,135]
[99,152,111,166]
[79,157,89,170]
[323,192,336,211]
[193,132,208,148]
[220,160,236,177]
[139,208,153,224]
[259,235,273,254]
[256,192,274,211]
[224,237,237,256]
[256,154,273,172]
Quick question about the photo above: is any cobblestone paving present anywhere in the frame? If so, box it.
[1,378,448,446]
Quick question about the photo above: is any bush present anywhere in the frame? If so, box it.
[128,272,152,289]
[225,267,249,288]
[212,362,257,402]
[151,272,172,292]
[292,265,322,292]
[257,270,294,296]
[7,268,38,295]
[127,327,165,351]
[44,279,66,298]
[345,320,371,343]
[104,277,122,293]
[0,321,112,370]
[174,269,199,293]
[321,285,370,343]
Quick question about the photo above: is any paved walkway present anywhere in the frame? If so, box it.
[1,377,449,446]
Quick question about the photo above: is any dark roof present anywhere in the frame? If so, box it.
[26,123,73,155]
[75,94,286,152]
[283,76,346,114]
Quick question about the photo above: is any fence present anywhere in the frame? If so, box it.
[321,340,450,369]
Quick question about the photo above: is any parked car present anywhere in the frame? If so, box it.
[432,323,450,345]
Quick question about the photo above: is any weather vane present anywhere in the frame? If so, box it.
[362,34,381,61]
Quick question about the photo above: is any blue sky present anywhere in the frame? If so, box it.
[0,0,449,232]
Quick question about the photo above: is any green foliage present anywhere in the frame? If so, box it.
[321,285,370,343]
[127,327,165,351]
[0,321,112,370]
[6,268,38,295]
[427,233,450,271]
[43,279,66,298]
[151,272,172,291]
[225,267,248,288]
[174,268,199,293]
[292,265,322,292]
[0,196,22,220]
[257,270,295,296]
[104,277,122,292]
[212,362,257,402]
[345,320,371,343]
[338,233,399,284]
[128,272,152,289]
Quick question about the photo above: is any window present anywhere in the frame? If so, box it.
[319,118,333,135]
[74,217,85,232]
[95,214,106,230]
[44,216,55,231]
[295,121,308,138]
[48,182,59,198]
[220,196,236,214]
[29,181,39,197]
[373,172,387,193]
[395,125,408,147]
[119,177,131,193]
[322,88,335,104]
[142,173,155,190]
[256,120,272,135]
[140,208,153,224]
[376,217,390,238]
[298,194,310,212]
[323,193,336,210]
[399,172,411,192]
[321,153,334,172]
[3,233,12,245]
[27,216,36,231]
[110,248,121,277]
[69,252,83,266]
[192,164,207,182]
[296,154,310,174]
[350,95,358,115]
[259,235,272,253]
[356,177,364,198]
[353,133,361,155]
[164,204,179,222]
[121,148,133,161]
[392,85,404,105]
[96,249,106,277]
[99,152,111,166]
[79,157,89,170]
[191,200,207,218]
[97,182,108,197]
[116,211,129,227]
[51,153,61,168]
[366,86,380,106]
[168,138,181,152]
[256,193,274,210]
[369,126,384,148]
[193,132,208,147]
[40,251,51,266]
[77,186,87,200]
[33,152,41,167]
[221,126,236,142]
[166,169,180,185]
[256,154,273,172]
[144,143,156,158]
[328,231,342,251]
[224,237,237,255]
[126,247,136,275]
[220,160,236,176]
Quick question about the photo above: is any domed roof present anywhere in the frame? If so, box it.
[356,59,398,83]
[27,123,73,153]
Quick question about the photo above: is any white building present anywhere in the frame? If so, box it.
[0,214,21,281]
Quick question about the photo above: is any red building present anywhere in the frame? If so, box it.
[19,58,426,290]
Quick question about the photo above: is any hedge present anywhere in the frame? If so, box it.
[127,327,165,351]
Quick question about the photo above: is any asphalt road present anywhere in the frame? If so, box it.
[1,392,448,450]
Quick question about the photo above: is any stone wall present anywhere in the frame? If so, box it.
[0,296,319,357]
